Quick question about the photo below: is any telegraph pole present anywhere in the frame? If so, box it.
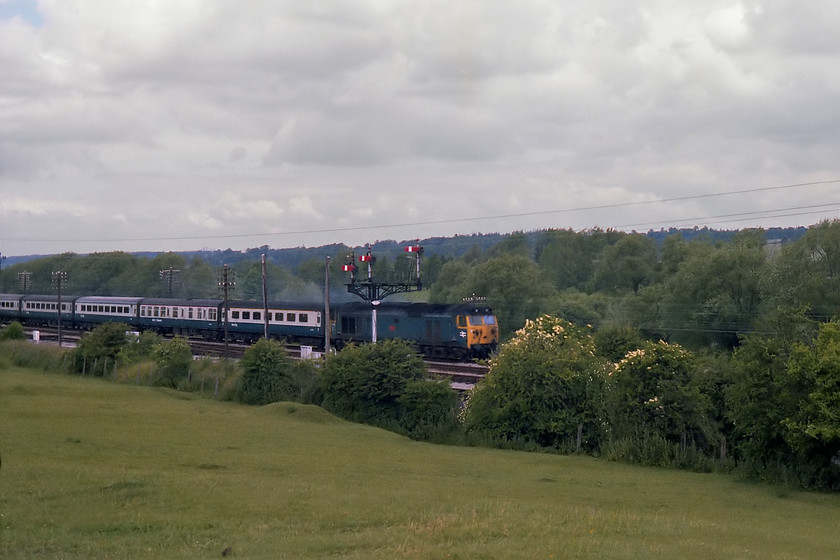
[261,254,269,340]
[52,271,67,348]
[159,267,180,297]
[324,256,331,353]
[342,242,424,343]
[18,271,32,293]
[218,265,235,358]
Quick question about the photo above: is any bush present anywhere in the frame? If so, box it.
[463,315,608,452]
[237,339,317,405]
[319,339,427,427]
[72,322,133,376]
[118,331,162,364]
[0,321,27,341]
[398,379,461,441]
[154,337,193,388]
[605,341,718,464]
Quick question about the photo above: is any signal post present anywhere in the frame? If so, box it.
[343,243,424,342]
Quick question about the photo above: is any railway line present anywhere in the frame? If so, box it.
[20,326,488,389]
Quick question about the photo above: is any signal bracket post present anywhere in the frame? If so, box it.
[343,244,424,343]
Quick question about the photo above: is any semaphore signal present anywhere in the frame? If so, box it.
[343,242,424,343]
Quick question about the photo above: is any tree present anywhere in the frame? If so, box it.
[431,255,558,337]
[535,229,594,291]
[154,336,193,388]
[780,321,840,489]
[238,338,316,405]
[660,232,767,348]
[726,307,814,481]
[593,233,657,293]
[464,315,608,452]
[763,219,840,322]
[398,380,461,441]
[0,321,26,341]
[72,322,133,376]
[606,340,715,466]
[319,339,427,428]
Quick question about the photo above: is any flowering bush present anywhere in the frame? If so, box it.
[606,340,714,464]
[463,315,608,452]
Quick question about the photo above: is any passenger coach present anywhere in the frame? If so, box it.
[137,298,223,338]
[74,296,143,329]
[21,294,78,327]
[226,300,323,345]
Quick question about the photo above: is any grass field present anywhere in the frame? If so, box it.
[1,366,839,559]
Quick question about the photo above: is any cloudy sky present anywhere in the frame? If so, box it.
[1,0,839,256]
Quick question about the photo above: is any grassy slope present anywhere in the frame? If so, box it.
[1,367,838,559]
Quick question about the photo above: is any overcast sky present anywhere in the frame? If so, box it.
[1,1,839,256]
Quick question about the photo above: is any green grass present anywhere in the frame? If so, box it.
[1,367,838,559]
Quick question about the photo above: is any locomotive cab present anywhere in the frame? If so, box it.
[457,311,499,358]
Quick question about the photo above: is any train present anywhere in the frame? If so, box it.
[0,293,499,360]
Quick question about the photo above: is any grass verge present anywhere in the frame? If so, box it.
[1,366,838,559]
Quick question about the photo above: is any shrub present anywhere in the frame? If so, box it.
[398,379,461,441]
[0,321,27,341]
[72,322,133,376]
[606,341,718,465]
[154,336,193,388]
[118,331,162,364]
[319,339,426,427]
[237,339,317,405]
[463,315,608,452]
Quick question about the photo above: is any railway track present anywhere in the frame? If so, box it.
[19,326,487,389]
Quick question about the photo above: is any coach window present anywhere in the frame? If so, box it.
[242,311,250,320]
[232,311,240,319]
[209,309,216,320]
[287,313,295,322]
[253,312,261,321]
[300,313,308,323]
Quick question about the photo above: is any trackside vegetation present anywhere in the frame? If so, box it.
[2,366,840,559]
[2,219,840,489]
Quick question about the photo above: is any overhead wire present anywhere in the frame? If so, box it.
[5,178,840,244]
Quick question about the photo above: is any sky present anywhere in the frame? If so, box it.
[1,0,839,257]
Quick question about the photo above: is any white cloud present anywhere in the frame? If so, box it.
[0,1,838,255]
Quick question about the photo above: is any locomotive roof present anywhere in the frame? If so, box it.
[334,301,495,315]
